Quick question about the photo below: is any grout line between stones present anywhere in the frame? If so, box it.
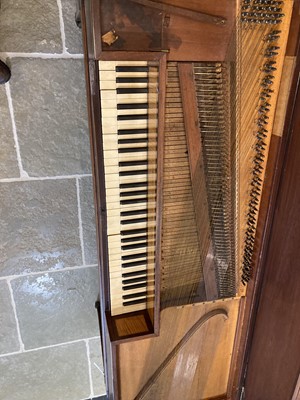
[5,83,28,179]
[56,0,67,53]
[0,173,92,183]
[0,337,100,359]
[85,339,95,398]
[77,177,87,266]
[0,264,98,282]
[6,279,25,352]
[0,52,83,59]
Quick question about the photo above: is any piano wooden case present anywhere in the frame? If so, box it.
[81,0,296,399]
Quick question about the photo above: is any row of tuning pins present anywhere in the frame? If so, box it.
[241,0,284,24]
[242,27,282,285]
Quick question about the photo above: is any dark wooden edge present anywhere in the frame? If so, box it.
[226,136,282,399]
[228,13,300,399]
[97,51,166,62]
[82,1,113,397]
[91,0,102,59]
[178,62,219,301]
[226,296,246,398]
[111,343,119,400]
[154,53,166,333]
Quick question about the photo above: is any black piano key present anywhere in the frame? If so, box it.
[122,276,147,285]
[120,170,148,177]
[121,235,147,243]
[117,102,149,110]
[122,282,147,291]
[120,181,147,189]
[117,114,149,121]
[118,147,148,153]
[116,77,148,83]
[121,228,147,236]
[118,138,148,144]
[120,198,147,205]
[120,190,147,197]
[122,270,147,278]
[118,128,148,135]
[122,252,147,261]
[123,291,147,299]
[123,298,147,306]
[122,260,147,268]
[119,160,147,167]
[121,218,147,225]
[117,88,148,94]
[116,66,149,72]
[121,209,147,217]
[121,242,147,250]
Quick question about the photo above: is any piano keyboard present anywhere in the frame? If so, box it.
[99,60,159,316]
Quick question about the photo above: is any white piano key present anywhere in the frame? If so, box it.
[110,283,150,294]
[110,274,149,283]
[100,90,117,100]
[115,61,148,66]
[121,253,155,265]
[102,134,118,151]
[115,72,148,79]
[107,233,121,247]
[116,98,154,106]
[110,265,148,276]
[102,126,118,135]
[110,303,147,316]
[99,70,116,81]
[101,108,118,118]
[99,61,116,70]
[116,71,158,79]
[117,93,148,102]
[101,99,117,109]
[104,152,153,161]
[112,247,152,258]
[117,119,149,128]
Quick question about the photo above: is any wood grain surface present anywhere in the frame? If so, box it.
[117,298,240,400]
[244,62,300,400]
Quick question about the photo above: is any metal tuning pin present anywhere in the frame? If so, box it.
[261,77,274,86]
[257,117,268,126]
[264,34,280,42]
[270,29,282,35]
[257,131,268,140]
[268,45,280,51]
[260,92,271,100]
[258,105,270,113]
[262,64,277,72]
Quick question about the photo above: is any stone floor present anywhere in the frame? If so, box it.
[0,0,106,399]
